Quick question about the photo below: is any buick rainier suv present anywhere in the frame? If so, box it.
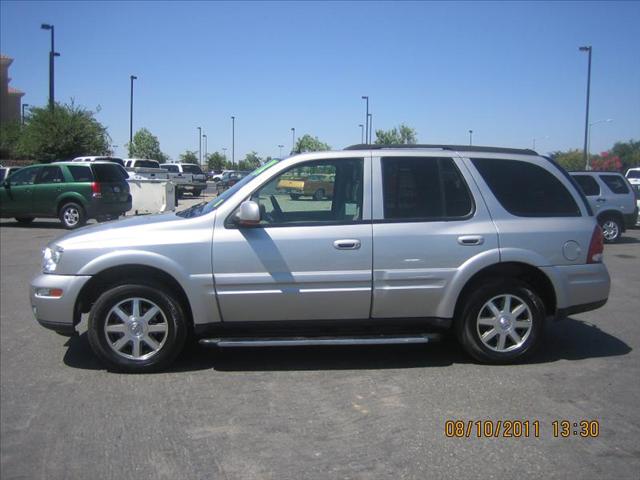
[31,145,610,372]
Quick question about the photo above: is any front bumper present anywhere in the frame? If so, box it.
[30,273,92,334]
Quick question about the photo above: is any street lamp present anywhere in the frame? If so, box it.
[368,113,372,144]
[231,116,235,168]
[222,147,227,163]
[361,96,369,143]
[203,134,208,167]
[129,75,137,147]
[587,119,612,169]
[40,24,59,110]
[469,130,473,146]
[278,144,284,158]
[359,124,364,144]
[579,45,592,169]
[291,127,295,153]
[21,103,29,125]
[197,127,202,165]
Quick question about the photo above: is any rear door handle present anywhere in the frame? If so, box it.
[334,239,361,250]
[596,198,607,203]
[457,235,484,246]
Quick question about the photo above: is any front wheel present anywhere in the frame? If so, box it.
[457,280,545,364]
[87,283,188,373]
[313,188,325,201]
[59,202,86,229]
[192,189,202,197]
[600,217,621,243]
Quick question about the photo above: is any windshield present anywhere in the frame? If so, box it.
[177,159,280,218]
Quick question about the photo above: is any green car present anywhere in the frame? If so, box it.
[0,162,132,229]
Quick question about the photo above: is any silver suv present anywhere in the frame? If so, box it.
[570,171,638,242]
[31,145,611,372]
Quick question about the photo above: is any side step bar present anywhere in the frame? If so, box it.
[199,334,442,348]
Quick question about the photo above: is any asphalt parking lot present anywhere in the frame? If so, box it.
[1,210,639,479]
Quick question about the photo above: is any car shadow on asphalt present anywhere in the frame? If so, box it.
[0,220,67,230]
[613,235,640,244]
[62,317,631,373]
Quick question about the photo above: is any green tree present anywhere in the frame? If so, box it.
[610,139,640,171]
[180,150,199,164]
[374,124,417,145]
[293,134,331,154]
[238,151,262,171]
[551,149,585,171]
[206,151,226,171]
[16,102,110,162]
[0,121,22,160]
[128,128,168,161]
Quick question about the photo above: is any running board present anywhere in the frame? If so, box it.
[199,334,441,348]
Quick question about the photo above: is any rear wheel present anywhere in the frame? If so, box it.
[290,193,301,200]
[59,202,86,229]
[313,188,325,201]
[15,217,34,224]
[600,217,621,243]
[457,279,545,364]
[88,283,188,373]
[192,189,202,197]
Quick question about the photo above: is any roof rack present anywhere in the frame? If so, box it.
[343,144,538,155]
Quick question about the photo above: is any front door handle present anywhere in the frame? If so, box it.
[334,239,361,250]
[457,235,484,246]
[596,198,607,203]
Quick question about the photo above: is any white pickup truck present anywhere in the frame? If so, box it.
[160,163,207,197]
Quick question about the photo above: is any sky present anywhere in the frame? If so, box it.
[1,0,639,162]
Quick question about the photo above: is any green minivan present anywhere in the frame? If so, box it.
[0,162,132,229]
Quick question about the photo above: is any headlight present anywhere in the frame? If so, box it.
[42,246,64,273]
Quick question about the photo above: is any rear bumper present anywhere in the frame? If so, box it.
[87,196,132,218]
[30,273,92,334]
[541,263,610,316]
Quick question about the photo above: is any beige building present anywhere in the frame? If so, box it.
[0,55,25,125]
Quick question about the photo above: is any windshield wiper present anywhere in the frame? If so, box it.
[177,201,208,218]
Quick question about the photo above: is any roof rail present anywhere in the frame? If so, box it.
[343,144,538,155]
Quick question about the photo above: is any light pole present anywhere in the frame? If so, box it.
[222,147,227,165]
[579,45,592,169]
[278,144,284,158]
[587,119,612,168]
[368,113,373,144]
[203,134,208,167]
[21,103,29,125]
[40,24,59,110]
[469,130,473,146]
[129,75,137,147]
[361,96,369,143]
[291,127,295,153]
[197,127,202,165]
[231,116,235,168]
[359,124,364,144]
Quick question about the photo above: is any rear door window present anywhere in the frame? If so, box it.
[68,165,94,182]
[472,158,580,217]
[571,175,600,196]
[36,166,65,184]
[92,164,127,182]
[599,174,629,194]
[381,157,474,220]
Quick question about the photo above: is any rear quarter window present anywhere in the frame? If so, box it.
[599,174,629,194]
[472,158,580,217]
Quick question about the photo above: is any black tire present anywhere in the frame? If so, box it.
[87,283,188,373]
[59,202,86,229]
[290,194,301,200]
[313,188,325,201]
[15,217,34,224]
[600,216,622,243]
[457,279,545,364]
[192,189,202,197]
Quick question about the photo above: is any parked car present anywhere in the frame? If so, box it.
[159,163,207,196]
[72,156,125,167]
[277,172,335,200]
[0,166,23,182]
[124,159,161,169]
[1,161,131,228]
[570,171,638,242]
[31,145,610,372]
[216,170,251,192]
[625,168,640,226]
[212,170,233,183]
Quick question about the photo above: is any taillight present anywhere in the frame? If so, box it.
[587,225,604,263]
[91,182,102,198]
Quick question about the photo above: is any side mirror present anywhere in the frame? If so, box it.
[235,200,261,227]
